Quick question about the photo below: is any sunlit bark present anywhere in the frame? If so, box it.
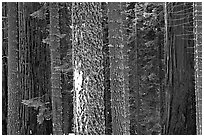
[72,2,105,135]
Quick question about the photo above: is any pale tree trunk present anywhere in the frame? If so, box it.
[7,2,21,135]
[107,2,130,135]
[163,2,170,134]
[193,2,202,135]
[72,2,105,135]
[49,2,63,135]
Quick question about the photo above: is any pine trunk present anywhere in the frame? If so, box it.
[49,2,63,135]
[107,2,130,135]
[7,2,21,135]
[72,2,105,135]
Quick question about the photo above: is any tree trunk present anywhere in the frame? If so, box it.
[193,2,202,135]
[58,2,73,134]
[163,2,170,134]
[49,2,63,135]
[18,2,27,134]
[7,2,21,135]
[121,3,130,134]
[101,2,112,135]
[166,2,196,134]
[2,2,8,135]
[72,2,105,135]
[107,2,130,135]
[128,3,139,135]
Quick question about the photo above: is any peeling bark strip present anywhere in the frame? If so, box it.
[163,2,169,134]
[7,2,21,135]
[193,2,202,135]
[49,3,63,135]
[107,2,130,135]
[72,2,105,135]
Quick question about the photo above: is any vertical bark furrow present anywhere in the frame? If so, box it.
[101,2,112,134]
[18,2,26,134]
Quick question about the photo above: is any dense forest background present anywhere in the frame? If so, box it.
[2,2,202,135]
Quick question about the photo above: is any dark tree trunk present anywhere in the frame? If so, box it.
[166,2,196,135]
[49,2,63,135]
[18,2,27,134]
[129,3,140,135]
[58,2,73,134]
[101,2,112,135]
[2,2,8,135]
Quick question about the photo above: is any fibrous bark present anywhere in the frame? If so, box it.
[165,2,196,134]
[72,2,105,135]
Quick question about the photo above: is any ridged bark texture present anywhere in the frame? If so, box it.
[193,2,202,135]
[107,2,130,135]
[72,2,105,135]
[7,2,21,135]
[166,2,196,134]
[23,3,52,134]
[49,3,63,135]
[18,3,28,134]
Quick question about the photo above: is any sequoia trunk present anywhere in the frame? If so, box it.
[165,2,196,134]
